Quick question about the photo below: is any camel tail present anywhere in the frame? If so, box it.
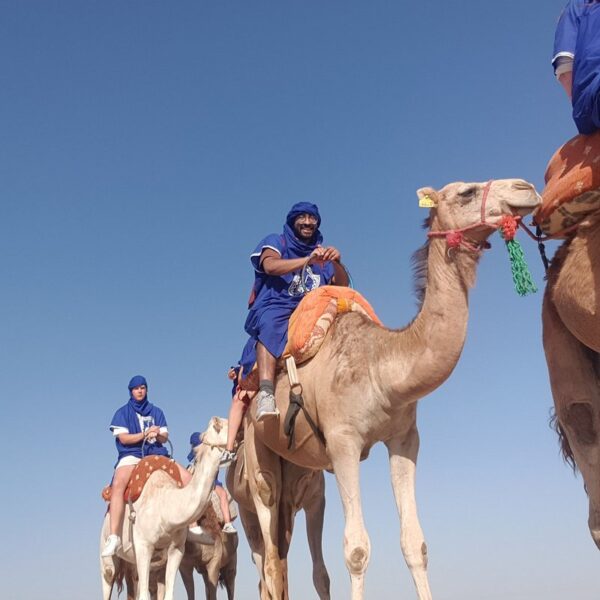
[550,410,578,473]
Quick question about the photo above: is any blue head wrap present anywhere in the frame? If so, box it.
[187,431,202,462]
[127,375,152,417]
[283,202,323,257]
[285,202,321,228]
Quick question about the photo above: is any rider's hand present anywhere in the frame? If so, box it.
[320,246,341,262]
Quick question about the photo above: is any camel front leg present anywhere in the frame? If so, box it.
[238,506,269,599]
[162,540,186,600]
[328,434,370,600]
[179,557,195,600]
[386,429,432,600]
[304,478,331,600]
[134,540,153,600]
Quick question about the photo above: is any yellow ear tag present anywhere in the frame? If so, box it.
[418,194,437,208]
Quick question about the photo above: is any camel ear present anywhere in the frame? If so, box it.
[416,187,438,208]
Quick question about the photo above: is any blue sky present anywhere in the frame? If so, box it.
[1,1,596,598]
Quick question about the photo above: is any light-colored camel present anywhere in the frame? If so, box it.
[179,491,239,600]
[542,211,600,550]
[245,180,540,599]
[226,434,330,600]
[100,416,228,600]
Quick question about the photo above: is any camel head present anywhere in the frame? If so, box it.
[200,416,228,448]
[417,179,541,247]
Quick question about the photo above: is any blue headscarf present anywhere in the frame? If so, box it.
[127,375,152,417]
[283,202,323,257]
[187,431,202,462]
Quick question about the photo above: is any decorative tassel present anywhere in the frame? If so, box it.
[499,216,537,296]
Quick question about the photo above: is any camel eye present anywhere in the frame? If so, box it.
[457,185,476,203]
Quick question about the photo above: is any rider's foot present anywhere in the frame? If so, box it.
[255,390,279,421]
[101,534,121,557]
[219,449,236,467]
[222,522,237,534]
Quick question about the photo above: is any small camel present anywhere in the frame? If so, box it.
[100,416,228,600]
[178,491,239,600]
[227,432,330,600]
[542,210,600,550]
[244,180,540,599]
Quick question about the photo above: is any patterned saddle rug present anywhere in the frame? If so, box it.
[535,131,600,236]
[101,456,183,504]
[238,286,382,392]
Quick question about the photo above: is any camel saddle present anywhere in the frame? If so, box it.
[536,130,600,236]
[238,286,382,392]
[101,456,183,504]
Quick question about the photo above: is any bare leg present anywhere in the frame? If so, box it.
[226,391,247,452]
[215,485,233,523]
[328,434,370,600]
[108,465,136,536]
[256,342,277,383]
[386,428,432,600]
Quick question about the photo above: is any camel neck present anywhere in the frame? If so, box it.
[385,235,479,398]
[166,446,220,528]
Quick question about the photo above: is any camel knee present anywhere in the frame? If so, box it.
[344,543,369,575]
[401,539,428,570]
[254,470,277,507]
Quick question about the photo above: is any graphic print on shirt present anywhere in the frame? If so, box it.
[287,265,321,297]
[139,415,157,444]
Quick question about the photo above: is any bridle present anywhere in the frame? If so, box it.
[426,180,523,254]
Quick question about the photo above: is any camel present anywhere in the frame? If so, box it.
[542,211,600,550]
[100,416,228,600]
[226,434,330,599]
[179,486,239,599]
[242,179,541,599]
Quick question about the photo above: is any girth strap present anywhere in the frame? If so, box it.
[283,355,326,450]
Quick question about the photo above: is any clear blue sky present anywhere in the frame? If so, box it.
[2,1,596,598]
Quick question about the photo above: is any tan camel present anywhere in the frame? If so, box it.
[243,180,540,599]
[542,211,600,550]
[100,416,228,600]
[226,434,330,600]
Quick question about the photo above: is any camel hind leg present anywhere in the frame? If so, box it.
[386,427,432,600]
[543,292,600,549]
[303,473,331,600]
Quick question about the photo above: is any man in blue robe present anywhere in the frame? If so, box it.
[240,202,349,420]
[553,0,600,134]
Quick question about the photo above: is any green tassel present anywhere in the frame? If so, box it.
[503,237,537,296]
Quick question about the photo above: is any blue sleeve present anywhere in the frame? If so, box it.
[110,406,128,430]
[250,234,284,272]
[153,407,167,428]
[553,1,581,68]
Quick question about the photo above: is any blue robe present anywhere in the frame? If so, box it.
[554,0,600,134]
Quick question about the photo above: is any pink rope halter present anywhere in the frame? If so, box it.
[426,180,521,254]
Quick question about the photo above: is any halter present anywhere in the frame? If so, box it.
[426,180,522,254]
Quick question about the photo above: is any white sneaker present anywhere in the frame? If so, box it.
[222,522,237,534]
[101,534,121,557]
[256,390,279,421]
[187,526,215,545]
[219,449,236,468]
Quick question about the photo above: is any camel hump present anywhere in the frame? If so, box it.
[100,456,184,504]
[284,286,382,364]
[536,131,600,236]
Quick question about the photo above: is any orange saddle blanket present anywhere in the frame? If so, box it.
[101,456,183,504]
[536,131,600,236]
[237,286,382,392]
